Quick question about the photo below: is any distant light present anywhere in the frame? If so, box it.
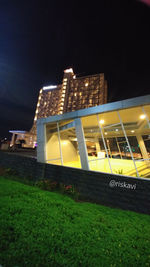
[64,68,73,73]
[99,119,104,124]
[131,130,135,133]
[85,83,88,87]
[115,129,118,132]
[73,75,76,79]
[43,85,57,90]
[140,114,146,119]
[104,132,107,135]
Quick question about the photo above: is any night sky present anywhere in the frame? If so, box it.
[0,0,150,139]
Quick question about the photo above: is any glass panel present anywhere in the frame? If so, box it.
[119,106,150,178]
[59,120,81,169]
[46,123,61,165]
[99,111,133,176]
[81,109,144,176]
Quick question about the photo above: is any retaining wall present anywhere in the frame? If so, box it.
[0,151,150,215]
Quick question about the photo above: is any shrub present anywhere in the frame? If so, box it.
[35,179,59,191]
[0,167,18,177]
[35,180,79,200]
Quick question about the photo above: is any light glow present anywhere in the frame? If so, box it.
[43,85,57,90]
[140,114,146,119]
[99,119,104,124]
[131,130,135,133]
[64,68,73,73]
[85,83,88,87]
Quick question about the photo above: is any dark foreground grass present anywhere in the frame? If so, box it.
[0,177,150,267]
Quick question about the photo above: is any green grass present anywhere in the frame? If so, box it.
[0,176,150,267]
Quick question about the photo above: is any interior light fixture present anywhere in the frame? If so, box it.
[140,114,146,119]
[115,129,118,132]
[131,130,135,133]
[104,132,107,135]
[99,119,104,124]
[85,83,88,87]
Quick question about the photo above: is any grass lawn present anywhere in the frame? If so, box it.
[0,176,150,267]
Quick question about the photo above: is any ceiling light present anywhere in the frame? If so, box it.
[140,114,146,119]
[115,129,118,131]
[104,132,107,135]
[99,119,104,124]
[131,130,135,133]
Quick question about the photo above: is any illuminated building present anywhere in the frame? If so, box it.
[37,95,150,178]
[10,68,107,147]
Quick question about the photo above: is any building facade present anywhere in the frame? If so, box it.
[10,68,107,148]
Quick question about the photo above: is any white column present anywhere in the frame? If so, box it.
[136,134,149,160]
[11,133,16,146]
[37,121,46,163]
[75,118,89,170]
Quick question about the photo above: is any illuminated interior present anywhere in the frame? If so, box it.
[37,96,150,178]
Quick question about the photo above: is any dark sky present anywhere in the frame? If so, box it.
[0,0,150,139]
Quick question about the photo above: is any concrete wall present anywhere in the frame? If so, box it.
[0,151,150,215]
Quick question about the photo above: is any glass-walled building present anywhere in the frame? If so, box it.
[37,95,150,178]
